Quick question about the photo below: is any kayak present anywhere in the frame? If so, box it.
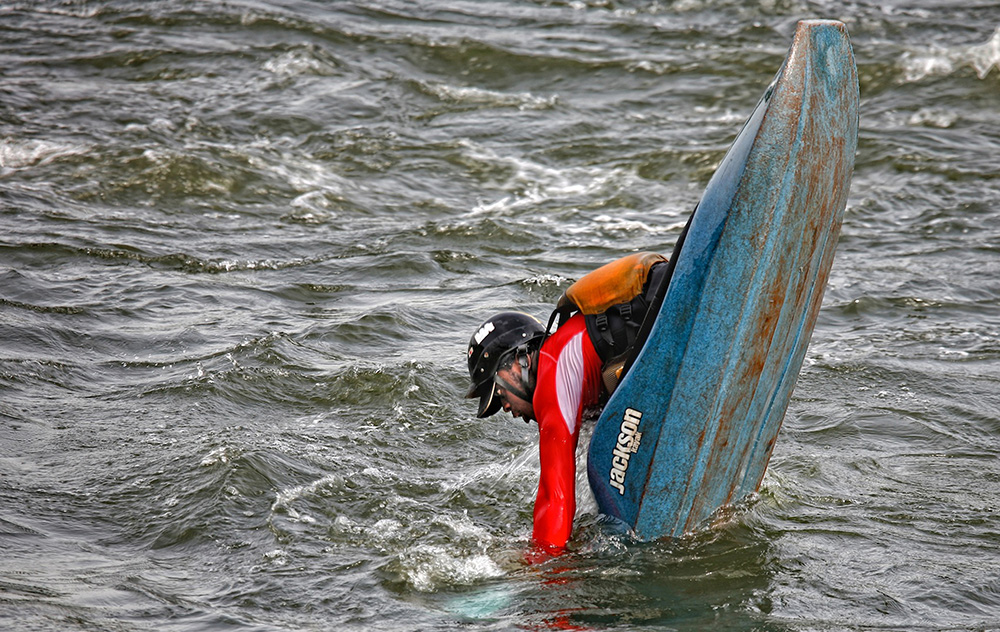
[586,19,860,540]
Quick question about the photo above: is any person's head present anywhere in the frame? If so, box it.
[465,312,545,422]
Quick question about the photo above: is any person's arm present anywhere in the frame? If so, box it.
[531,413,577,552]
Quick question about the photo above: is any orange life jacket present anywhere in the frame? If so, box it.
[546,252,668,393]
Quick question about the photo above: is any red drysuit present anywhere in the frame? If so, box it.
[529,313,605,551]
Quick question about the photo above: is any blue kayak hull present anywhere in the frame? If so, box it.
[586,20,859,540]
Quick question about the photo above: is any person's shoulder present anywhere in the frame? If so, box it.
[541,313,587,349]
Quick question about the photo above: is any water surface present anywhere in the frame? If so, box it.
[3,1,1000,630]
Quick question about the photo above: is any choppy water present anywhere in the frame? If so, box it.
[3,1,1000,630]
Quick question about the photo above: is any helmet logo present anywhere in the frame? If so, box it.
[473,321,495,345]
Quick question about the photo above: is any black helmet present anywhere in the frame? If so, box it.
[466,312,546,417]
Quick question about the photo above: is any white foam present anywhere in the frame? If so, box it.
[900,26,1000,82]
[589,213,684,236]
[907,109,958,128]
[435,513,493,541]
[459,139,640,217]
[287,191,338,223]
[263,47,337,77]
[523,273,571,287]
[245,144,361,214]
[398,544,504,592]
[968,26,1000,79]
[421,82,558,111]
[200,446,234,466]
[0,138,87,170]
[261,549,288,566]
[372,518,402,537]
[442,443,537,495]
[270,475,347,527]
[938,347,970,358]
[271,474,342,513]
